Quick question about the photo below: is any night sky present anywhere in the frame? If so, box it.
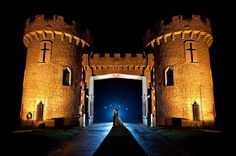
[4,0,231,130]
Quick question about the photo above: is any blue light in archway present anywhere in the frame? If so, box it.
[93,78,142,123]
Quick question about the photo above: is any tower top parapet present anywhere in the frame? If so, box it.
[25,14,79,36]
[23,14,91,47]
[158,14,212,36]
[145,14,213,47]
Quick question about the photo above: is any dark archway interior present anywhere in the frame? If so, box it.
[94,78,142,123]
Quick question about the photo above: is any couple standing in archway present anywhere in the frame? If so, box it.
[112,108,124,127]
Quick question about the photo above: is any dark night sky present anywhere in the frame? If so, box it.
[4,0,232,130]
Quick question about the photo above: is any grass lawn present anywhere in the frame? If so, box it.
[7,127,83,156]
[150,127,225,156]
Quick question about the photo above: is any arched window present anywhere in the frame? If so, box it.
[36,101,44,121]
[62,67,72,86]
[164,67,174,86]
[192,101,200,121]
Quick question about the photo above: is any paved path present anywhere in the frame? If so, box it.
[48,123,111,156]
[93,125,147,155]
[48,122,191,156]
[126,123,191,156]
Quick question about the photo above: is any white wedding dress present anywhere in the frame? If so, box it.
[115,115,124,127]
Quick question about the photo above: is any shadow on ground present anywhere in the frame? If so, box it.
[93,126,147,156]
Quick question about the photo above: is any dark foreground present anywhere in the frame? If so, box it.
[6,123,225,156]
[93,126,147,156]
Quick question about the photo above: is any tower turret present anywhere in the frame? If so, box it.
[146,15,215,127]
[21,15,90,127]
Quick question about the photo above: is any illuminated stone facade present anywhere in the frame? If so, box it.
[82,53,154,89]
[21,14,215,128]
[146,15,215,127]
[21,15,90,127]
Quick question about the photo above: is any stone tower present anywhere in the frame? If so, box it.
[21,15,90,127]
[146,15,215,127]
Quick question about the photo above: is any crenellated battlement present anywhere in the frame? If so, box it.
[23,14,90,48]
[25,14,78,34]
[92,53,145,58]
[161,15,210,27]
[146,29,213,47]
[23,30,90,48]
[82,53,153,77]
[26,14,74,25]
[159,14,211,34]
[82,53,154,68]
[146,14,213,48]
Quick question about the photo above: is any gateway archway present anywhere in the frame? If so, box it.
[88,73,147,125]
[93,78,142,123]
[81,53,155,126]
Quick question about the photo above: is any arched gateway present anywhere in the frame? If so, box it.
[81,53,155,126]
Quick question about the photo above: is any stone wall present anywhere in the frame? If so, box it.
[147,14,215,127]
[21,15,89,127]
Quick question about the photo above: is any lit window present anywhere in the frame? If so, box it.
[185,41,197,63]
[39,40,51,63]
[62,67,72,86]
[164,67,174,86]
